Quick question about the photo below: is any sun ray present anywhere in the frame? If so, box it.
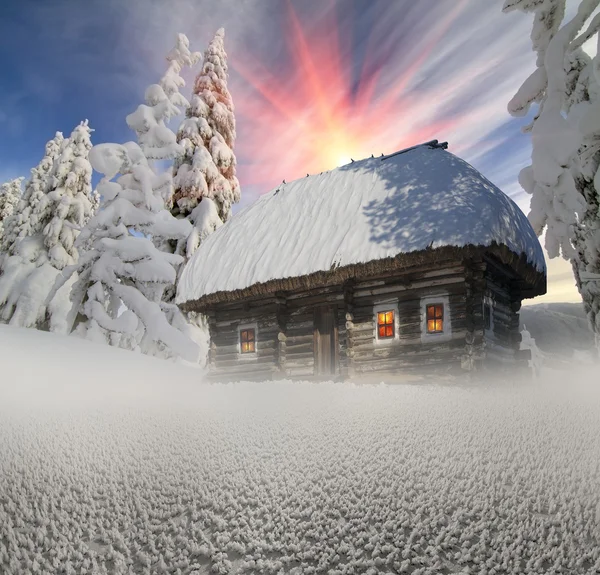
[231,53,306,128]
[231,0,476,197]
[286,0,339,131]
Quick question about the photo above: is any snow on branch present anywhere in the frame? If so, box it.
[505,0,600,341]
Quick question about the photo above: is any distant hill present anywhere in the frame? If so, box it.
[520,302,595,358]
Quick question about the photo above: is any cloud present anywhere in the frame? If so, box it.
[5,0,580,304]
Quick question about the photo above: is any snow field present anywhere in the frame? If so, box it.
[1,328,599,575]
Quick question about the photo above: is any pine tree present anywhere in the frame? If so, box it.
[1,133,66,254]
[0,178,23,248]
[38,120,97,270]
[0,121,97,330]
[51,35,202,361]
[127,34,200,163]
[173,28,240,232]
[504,0,600,346]
[53,142,199,360]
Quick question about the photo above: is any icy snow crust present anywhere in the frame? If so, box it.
[178,146,546,304]
[2,327,599,574]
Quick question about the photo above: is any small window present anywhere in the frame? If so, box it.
[377,310,395,339]
[426,304,444,334]
[484,303,492,330]
[240,328,255,354]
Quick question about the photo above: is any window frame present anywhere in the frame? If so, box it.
[373,302,399,345]
[238,323,258,357]
[483,296,494,333]
[420,295,452,343]
[426,303,445,334]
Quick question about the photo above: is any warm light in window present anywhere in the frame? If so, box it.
[240,329,255,353]
[426,304,444,333]
[377,311,395,339]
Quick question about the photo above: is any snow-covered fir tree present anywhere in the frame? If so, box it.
[0,132,66,254]
[126,33,200,162]
[0,121,96,330]
[38,120,97,270]
[504,0,600,345]
[51,34,202,361]
[52,142,200,361]
[172,28,240,249]
[0,178,23,248]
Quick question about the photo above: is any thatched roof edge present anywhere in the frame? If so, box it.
[179,243,546,312]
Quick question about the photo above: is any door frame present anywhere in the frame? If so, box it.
[313,305,339,377]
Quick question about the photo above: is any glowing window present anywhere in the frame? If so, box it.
[240,329,256,354]
[377,311,395,339]
[426,304,444,334]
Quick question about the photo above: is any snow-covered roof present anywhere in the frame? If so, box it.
[177,143,545,305]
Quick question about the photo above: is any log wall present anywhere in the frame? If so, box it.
[204,258,529,382]
[482,259,529,371]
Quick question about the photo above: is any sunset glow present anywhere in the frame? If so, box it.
[231,0,470,196]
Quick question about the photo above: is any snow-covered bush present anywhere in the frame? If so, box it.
[504,0,600,345]
[520,324,544,376]
[173,28,240,244]
[0,122,96,331]
[0,178,23,248]
[1,338,599,575]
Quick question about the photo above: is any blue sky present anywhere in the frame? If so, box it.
[0,0,586,303]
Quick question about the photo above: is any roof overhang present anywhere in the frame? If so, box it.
[179,243,546,313]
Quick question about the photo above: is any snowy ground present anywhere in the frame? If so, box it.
[1,326,599,575]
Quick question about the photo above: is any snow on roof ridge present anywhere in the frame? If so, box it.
[381,139,449,161]
[276,141,449,186]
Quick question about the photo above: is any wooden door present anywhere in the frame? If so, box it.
[314,306,338,376]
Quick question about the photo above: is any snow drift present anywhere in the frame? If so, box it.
[1,326,599,574]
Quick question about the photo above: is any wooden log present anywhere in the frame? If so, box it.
[285,319,314,330]
[284,356,315,367]
[353,338,466,361]
[286,367,314,377]
[285,342,313,354]
[354,275,465,298]
[285,334,314,346]
[351,331,467,353]
[355,353,462,374]
[215,355,277,369]
[285,351,315,362]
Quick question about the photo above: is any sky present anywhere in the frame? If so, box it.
[0,0,592,304]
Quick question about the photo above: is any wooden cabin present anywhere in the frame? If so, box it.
[177,141,546,381]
